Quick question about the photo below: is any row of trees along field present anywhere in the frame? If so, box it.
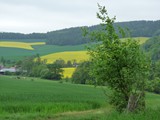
[46,20,160,45]
[0,20,160,45]
[5,54,78,80]
[0,56,16,66]
[0,32,46,39]
[15,55,62,80]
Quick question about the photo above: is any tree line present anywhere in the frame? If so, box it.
[12,55,63,80]
[46,20,160,45]
[0,20,160,45]
[1,54,79,80]
[0,32,46,40]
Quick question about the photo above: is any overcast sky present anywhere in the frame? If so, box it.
[0,0,159,33]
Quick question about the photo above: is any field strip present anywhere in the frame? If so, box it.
[0,41,45,50]
[41,51,89,64]
[28,42,46,45]
[136,37,149,44]
[53,108,111,120]
[121,37,149,45]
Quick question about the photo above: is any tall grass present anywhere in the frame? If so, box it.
[61,108,160,120]
[0,75,160,120]
[0,76,106,116]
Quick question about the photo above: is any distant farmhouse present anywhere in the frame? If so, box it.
[0,67,17,74]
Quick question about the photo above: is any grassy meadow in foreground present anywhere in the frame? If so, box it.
[0,75,160,120]
[0,76,106,119]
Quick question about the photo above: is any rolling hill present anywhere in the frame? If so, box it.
[0,37,149,61]
[0,37,149,78]
[0,20,157,62]
[0,44,87,61]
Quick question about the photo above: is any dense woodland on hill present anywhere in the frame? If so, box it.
[0,20,160,45]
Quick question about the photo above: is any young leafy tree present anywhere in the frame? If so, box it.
[72,61,93,84]
[87,5,149,112]
[44,62,64,80]
[0,57,6,66]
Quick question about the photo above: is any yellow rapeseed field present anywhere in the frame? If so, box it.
[0,42,45,50]
[41,51,89,64]
[62,68,76,78]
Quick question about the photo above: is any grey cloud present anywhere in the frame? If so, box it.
[0,0,159,33]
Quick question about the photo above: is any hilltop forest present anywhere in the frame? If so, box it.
[0,20,160,45]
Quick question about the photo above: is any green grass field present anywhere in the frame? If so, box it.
[0,76,106,119]
[0,75,160,120]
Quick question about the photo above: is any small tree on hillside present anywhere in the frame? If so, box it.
[87,5,149,112]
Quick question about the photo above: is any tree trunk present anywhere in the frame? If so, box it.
[127,94,137,112]
[127,92,145,112]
